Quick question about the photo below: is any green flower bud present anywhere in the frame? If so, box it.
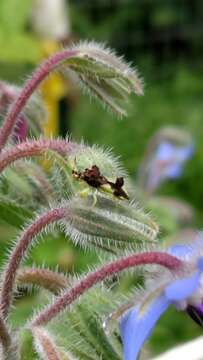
[62,192,158,252]
[58,143,133,200]
[63,41,143,116]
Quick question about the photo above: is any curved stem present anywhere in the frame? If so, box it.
[0,49,77,152]
[17,267,69,294]
[0,317,11,353]
[0,207,67,318]
[0,138,76,173]
[31,251,182,327]
[32,327,61,360]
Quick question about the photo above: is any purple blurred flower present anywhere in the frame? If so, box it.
[138,127,194,193]
[146,141,194,191]
[120,240,203,360]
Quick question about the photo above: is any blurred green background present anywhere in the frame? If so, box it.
[0,0,203,357]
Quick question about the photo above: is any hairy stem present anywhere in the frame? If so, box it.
[0,49,77,151]
[0,139,76,173]
[17,267,69,294]
[0,317,11,353]
[0,207,67,318]
[31,251,182,326]
[32,327,61,360]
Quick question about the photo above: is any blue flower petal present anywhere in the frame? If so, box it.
[164,164,182,179]
[155,142,193,163]
[154,142,194,181]
[168,240,203,259]
[165,271,200,302]
[197,257,203,271]
[168,244,193,258]
[120,295,169,360]
[155,142,174,160]
[176,145,194,161]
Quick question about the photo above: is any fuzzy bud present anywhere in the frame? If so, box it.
[57,144,158,251]
[63,41,143,116]
[61,192,158,251]
[51,142,134,202]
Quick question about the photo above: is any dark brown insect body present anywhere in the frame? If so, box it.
[72,164,129,199]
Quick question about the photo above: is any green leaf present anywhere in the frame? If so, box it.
[47,288,128,360]
[0,196,32,227]
[18,329,36,360]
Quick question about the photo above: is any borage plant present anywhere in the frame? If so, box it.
[0,41,200,360]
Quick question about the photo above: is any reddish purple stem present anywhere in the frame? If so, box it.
[0,207,67,318]
[0,138,76,173]
[32,328,61,360]
[32,251,182,326]
[0,49,77,152]
[13,115,28,143]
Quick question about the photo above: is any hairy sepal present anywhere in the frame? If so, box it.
[66,143,133,195]
[63,41,143,116]
[67,42,143,94]
[61,192,158,252]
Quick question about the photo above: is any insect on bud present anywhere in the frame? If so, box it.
[60,144,159,251]
[67,144,133,199]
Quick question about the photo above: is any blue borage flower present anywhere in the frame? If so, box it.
[146,141,194,191]
[138,127,194,192]
[120,239,203,360]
